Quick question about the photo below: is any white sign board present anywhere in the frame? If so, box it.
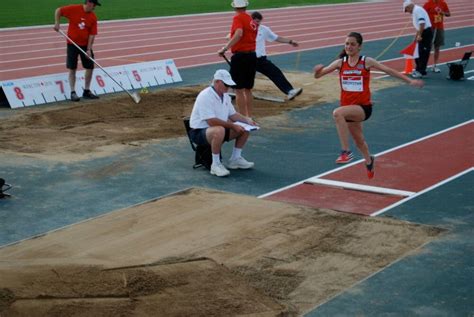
[0,59,182,109]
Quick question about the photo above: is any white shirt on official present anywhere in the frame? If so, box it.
[412,5,432,30]
[189,86,237,129]
[256,24,279,58]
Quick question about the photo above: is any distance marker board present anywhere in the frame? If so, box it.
[0,59,182,109]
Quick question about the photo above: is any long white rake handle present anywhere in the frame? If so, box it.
[58,30,141,104]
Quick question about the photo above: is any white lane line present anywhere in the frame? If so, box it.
[3,28,467,74]
[464,69,474,80]
[258,120,473,200]
[0,1,471,35]
[373,119,473,157]
[2,25,472,74]
[3,18,473,56]
[0,18,421,59]
[0,1,424,35]
[370,167,473,216]
[304,178,416,197]
[1,8,414,42]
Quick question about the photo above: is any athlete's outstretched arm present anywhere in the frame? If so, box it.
[366,57,424,88]
[314,59,342,78]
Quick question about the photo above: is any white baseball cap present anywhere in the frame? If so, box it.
[403,0,413,12]
[231,0,249,8]
[213,69,236,86]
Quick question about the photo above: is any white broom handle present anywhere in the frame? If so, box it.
[58,30,136,98]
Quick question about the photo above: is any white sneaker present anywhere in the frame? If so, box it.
[210,162,230,177]
[433,67,441,73]
[411,70,423,78]
[227,157,254,170]
[287,88,303,100]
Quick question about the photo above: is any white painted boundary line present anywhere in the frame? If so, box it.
[304,178,416,197]
[372,119,473,157]
[258,156,367,199]
[2,27,471,75]
[464,69,474,80]
[371,167,473,217]
[259,120,473,201]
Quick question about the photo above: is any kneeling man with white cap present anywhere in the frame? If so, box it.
[189,69,258,177]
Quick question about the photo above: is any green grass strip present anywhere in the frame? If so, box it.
[1,0,360,28]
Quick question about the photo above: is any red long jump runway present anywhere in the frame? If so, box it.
[1,0,473,81]
[263,121,474,216]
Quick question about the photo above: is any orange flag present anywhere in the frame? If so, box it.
[400,41,419,59]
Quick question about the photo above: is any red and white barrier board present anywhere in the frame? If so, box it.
[0,59,181,109]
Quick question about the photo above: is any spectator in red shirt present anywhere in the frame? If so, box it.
[423,0,451,73]
[218,0,258,118]
[54,0,101,102]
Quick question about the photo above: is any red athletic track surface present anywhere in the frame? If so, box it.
[266,122,474,216]
[1,0,473,81]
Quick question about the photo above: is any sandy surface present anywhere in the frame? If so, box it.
[0,188,443,316]
[0,71,424,316]
[0,260,284,317]
[0,72,399,162]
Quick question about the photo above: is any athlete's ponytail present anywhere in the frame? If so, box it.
[339,32,364,58]
[338,49,347,59]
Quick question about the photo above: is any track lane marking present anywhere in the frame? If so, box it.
[305,178,416,197]
[260,120,473,214]
[371,168,473,216]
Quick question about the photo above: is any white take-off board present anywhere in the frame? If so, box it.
[0,59,182,109]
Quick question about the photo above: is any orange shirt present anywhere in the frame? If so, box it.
[423,0,450,29]
[61,4,98,46]
[230,12,257,53]
[339,56,371,106]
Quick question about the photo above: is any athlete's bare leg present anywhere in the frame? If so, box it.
[333,105,365,151]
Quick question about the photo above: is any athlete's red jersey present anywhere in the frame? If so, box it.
[61,4,98,46]
[339,56,371,106]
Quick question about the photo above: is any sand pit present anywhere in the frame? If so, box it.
[0,72,399,162]
[0,71,421,316]
[0,188,444,316]
[0,260,284,317]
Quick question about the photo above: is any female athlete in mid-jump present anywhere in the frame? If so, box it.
[314,32,424,179]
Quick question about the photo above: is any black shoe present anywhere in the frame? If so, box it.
[70,91,80,102]
[82,89,99,99]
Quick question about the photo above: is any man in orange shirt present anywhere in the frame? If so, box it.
[218,0,258,118]
[423,0,450,73]
[54,0,100,102]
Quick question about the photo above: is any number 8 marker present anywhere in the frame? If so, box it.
[14,87,24,100]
